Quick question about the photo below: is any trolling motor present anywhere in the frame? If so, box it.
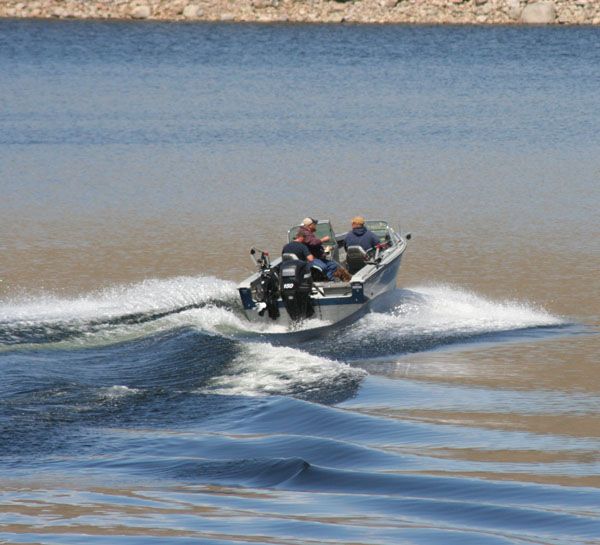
[250,248,280,319]
[279,260,314,322]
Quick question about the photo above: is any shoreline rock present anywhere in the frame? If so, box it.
[1,0,600,25]
[521,1,556,23]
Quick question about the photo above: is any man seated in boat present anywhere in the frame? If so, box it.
[297,218,351,282]
[344,216,382,253]
[282,230,314,264]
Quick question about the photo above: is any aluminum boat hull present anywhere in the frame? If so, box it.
[238,224,408,333]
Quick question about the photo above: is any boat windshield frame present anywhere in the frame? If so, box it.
[287,220,337,247]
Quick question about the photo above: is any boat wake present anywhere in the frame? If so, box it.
[318,285,568,361]
[0,276,248,348]
[198,342,366,402]
[0,276,567,352]
[0,276,571,408]
[0,276,580,478]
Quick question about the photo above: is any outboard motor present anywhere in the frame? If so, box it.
[257,267,280,319]
[250,248,280,319]
[280,260,314,322]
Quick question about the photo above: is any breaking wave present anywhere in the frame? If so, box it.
[199,342,366,401]
[369,284,562,335]
[0,276,238,346]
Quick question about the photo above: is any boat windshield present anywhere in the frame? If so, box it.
[364,220,390,243]
[288,221,336,247]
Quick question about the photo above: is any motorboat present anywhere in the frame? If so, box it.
[237,220,410,332]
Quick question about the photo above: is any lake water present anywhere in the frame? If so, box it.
[1,20,599,545]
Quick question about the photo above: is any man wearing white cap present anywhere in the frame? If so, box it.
[297,218,350,282]
[297,218,330,251]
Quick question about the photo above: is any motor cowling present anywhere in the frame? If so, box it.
[280,260,314,322]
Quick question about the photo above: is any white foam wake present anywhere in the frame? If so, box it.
[361,285,564,340]
[199,343,366,398]
[0,276,237,324]
[0,275,334,347]
[0,276,247,346]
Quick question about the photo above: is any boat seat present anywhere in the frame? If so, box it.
[346,245,369,274]
[283,253,327,280]
[310,263,328,282]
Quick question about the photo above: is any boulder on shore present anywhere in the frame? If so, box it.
[505,0,521,20]
[521,2,556,24]
[252,0,277,8]
[131,5,151,19]
[182,5,201,18]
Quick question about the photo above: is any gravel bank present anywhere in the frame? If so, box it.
[1,0,600,25]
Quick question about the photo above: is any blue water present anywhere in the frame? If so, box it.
[1,277,597,544]
[1,20,600,545]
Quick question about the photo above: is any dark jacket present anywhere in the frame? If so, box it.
[344,226,380,252]
[282,241,311,261]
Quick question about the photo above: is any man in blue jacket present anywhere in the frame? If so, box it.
[344,216,381,253]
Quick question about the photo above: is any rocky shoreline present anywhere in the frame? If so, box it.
[1,0,600,25]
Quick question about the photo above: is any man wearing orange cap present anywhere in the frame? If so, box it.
[344,216,381,252]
